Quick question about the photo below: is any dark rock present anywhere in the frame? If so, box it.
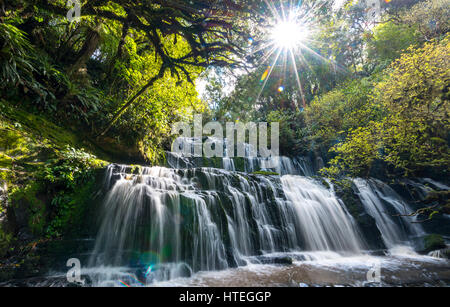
[252,255,293,265]
[333,179,386,250]
[423,234,446,253]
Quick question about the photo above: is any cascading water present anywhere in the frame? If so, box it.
[87,162,366,285]
[281,176,363,253]
[353,178,425,252]
[83,138,448,287]
[166,137,314,175]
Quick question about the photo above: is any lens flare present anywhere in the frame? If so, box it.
[260,66,271,82]
[118,279,131,287]
[271,20,308,49]
[145,265,153,277]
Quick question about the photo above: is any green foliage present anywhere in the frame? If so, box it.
[377,37,450,175]
[306,77,384,150]
[366,21,418,68]
[110,40,206,162]
[39,147,105,237]
[321,123,382,178]
[40,146,104,190]
[0,19,106,124]
[306,89,346,147]
[7,146,106,238]
[1,0,257,162]
[266,110,309,156]
[321,35,449,178]
[0,22,34,88]
[402,0,450,41]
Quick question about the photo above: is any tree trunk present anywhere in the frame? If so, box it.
[68,24,102,76]
[98,66,167,137]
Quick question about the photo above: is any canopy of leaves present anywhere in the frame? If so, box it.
[323,35,449,178]
[0,0,268,162]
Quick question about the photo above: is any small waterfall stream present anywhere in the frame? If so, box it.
[353,178,425,252]
[281,176,362,252]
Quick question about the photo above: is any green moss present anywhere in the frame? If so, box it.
[424,234,446,252]
[251,171,279,176]
[0,101,114,163]
[0,102,78,148]
[311,176,331,189]
[10,183,47,236]
[232,157,245,172]
[202,156,223,169]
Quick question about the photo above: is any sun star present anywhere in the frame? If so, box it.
[271,20,309,50]
[255,3,326,109]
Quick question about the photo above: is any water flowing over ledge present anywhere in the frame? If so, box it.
[82,148,449,286]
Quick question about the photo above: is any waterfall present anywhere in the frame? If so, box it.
[166,137,314,175]
[281,175,363,253]
[88,165,292,284]
[88,164,366,285]
[86,138,441,285]
[353,178,424,251]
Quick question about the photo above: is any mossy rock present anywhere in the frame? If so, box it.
[423,234,446,253]
[333,178,386,250]
[0,104,77,150]
[232,157,245,172]
[424,190,450,206]
[312,176,330,189]
[202,156,223,169]
[0,101,117,163]
[251,171,279,176]
[8,183,47,237]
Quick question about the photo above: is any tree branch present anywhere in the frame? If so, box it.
[98,65,167,137]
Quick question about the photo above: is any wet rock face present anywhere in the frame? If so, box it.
[333,180,385,251]
[390,179,450,237]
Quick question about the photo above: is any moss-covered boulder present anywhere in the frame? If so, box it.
[0,114,108,282]
[423,234,446,253]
